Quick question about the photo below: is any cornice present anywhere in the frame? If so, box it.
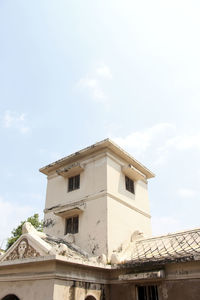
[44,191,151,219]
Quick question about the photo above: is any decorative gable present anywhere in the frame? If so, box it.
[0,223,52,263]
[4,238,40,261]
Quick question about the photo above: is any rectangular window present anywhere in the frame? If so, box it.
[125,176,135,194]
[137,285,159,300]
[68,174,80,192]
[65,216,79,234]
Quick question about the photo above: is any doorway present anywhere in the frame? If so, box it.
[85,296,97,300]
[1,295,20,300]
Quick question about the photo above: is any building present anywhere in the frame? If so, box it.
[40,138,154,259]
[0,139,200,300]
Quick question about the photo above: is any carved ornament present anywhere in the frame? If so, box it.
[5,238,40,261]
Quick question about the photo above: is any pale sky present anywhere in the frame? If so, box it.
[1,0,200,248]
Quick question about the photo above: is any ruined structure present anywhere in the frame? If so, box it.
[0,139,200,300]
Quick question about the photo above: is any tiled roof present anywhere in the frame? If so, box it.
[122,228,200,265]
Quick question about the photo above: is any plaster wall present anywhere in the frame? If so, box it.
[0,257,110,300]
[44,153,108,256]
[45,154,107,210]
[109,279,200,300]
[44,195,108,256]
[165,260,200,279]
[53,280,73,300]
[109,261,200,300]
[107,154,151,215]
[110,283,136,300]
[74,196,107,256]
[0,279,54,300]
[53,280,104,300]
[106,152,152,256]
[0,279,105,300]
[160,279,200,300]
[107,196,152,256]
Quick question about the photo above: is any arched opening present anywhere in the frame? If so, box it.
[1,295,20,300]
[85,296,97,300]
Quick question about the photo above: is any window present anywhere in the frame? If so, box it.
[137,285,159,300]
[65,215,79,234]
[125,176,134,194]
[68,174,80,192]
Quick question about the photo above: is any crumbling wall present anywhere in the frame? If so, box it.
[53,280,108,300]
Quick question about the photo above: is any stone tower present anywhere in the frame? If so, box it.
[40,139,154,258]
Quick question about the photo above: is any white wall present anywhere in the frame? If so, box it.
[107,196,152,257]
[45,154,107,210]
[106,153,152,256]
[0,279,54,300]
[44,154,108,256]
[43,150,152,258]
[107,154,151,215]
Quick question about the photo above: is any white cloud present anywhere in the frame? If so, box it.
[154,133,200,166]
[177,188,197,198]
[96,64,112,79]
[113,123,175,155]
[77,63,112,105]
[3,111,14,128]
[2,110,30,134]
[20,126,30,134]
[78,77,106,103]
[0,196,34,249]
[162,134,200,151]
[112,124,200,166]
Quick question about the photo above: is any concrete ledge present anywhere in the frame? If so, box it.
[119,270,165,281]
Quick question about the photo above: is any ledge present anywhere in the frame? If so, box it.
[54,207,84,218]
[56,163,84,178]
[44,190,151,219]
[122,165,146,181]
[119,270,165,281]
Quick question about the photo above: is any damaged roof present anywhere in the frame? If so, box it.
[43,234,89,259]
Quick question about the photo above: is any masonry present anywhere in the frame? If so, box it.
[0,139,200,300]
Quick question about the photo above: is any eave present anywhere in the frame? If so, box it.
[39,138,155,179]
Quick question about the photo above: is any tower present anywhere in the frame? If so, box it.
[40,139,154,258]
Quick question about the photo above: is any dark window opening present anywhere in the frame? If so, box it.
[137,285,159,300]
[68,174,80,192]
[125,176,134,194]
[65,215,79,234]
